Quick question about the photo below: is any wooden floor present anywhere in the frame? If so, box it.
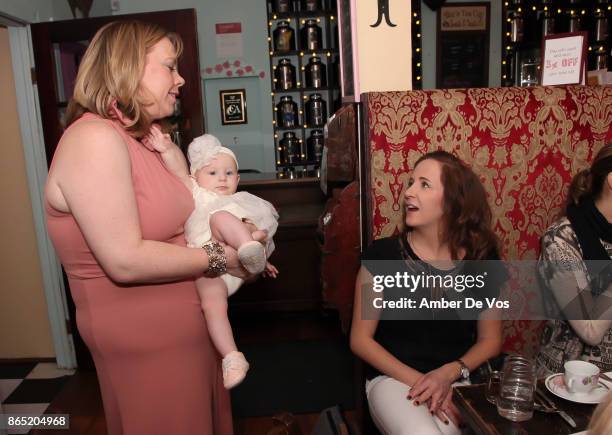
[30,310,359,435]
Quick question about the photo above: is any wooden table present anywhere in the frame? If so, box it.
[453,383,595,435]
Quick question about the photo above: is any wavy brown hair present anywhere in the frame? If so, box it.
[403,151,500,260]
[567,143,612,207]
[64,20,183,137]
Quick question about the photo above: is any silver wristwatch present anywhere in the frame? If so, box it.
[457,359,470,380]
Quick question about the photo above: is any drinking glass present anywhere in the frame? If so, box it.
[486,371,501,404]
[496,355,536,422]
[520,60,539,87]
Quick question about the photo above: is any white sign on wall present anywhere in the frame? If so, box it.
[541,32,587,86]
[215,22,243,58]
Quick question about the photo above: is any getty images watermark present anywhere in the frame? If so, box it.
[360,260,612,321]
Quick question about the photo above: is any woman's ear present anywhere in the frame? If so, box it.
[607,172,612,191]
[109,98,133,125]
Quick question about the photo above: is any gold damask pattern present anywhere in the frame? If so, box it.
[363,85,612,355]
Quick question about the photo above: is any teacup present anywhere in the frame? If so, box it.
[564,360,600,395]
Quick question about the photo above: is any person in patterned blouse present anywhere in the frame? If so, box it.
[536,143,612,378]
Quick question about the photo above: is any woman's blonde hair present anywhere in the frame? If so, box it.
[64,20,183,137]
[588,391,612,435]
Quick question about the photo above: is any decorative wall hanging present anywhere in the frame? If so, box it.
[219,89,247,125]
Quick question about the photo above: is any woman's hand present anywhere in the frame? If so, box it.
[434,388,462,428]
[408,363,458,413]
[222,245,251,279]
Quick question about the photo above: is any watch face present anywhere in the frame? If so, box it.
[461,367,470,379]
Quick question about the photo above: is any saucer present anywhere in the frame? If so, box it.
[545,373,611,404]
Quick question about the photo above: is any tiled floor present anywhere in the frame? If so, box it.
[0,362,74,434]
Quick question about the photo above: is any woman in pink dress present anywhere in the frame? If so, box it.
[45,20,257,435]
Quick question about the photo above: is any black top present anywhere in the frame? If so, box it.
[361,235,506,379]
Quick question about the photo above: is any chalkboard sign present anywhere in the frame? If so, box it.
[436,3,490,89]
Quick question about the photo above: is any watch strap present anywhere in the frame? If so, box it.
[457,358,469,380]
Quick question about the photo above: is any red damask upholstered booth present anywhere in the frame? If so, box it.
[360,85,612,356]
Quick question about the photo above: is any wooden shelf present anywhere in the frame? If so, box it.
[267,0,340,175]
[271,48,338,57]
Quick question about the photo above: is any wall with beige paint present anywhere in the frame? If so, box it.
[354,0,412,94]
[0,26,55,359]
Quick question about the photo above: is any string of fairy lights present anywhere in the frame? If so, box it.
[502,0,611,86]
[266,1,340,175]
[412,0,423,89]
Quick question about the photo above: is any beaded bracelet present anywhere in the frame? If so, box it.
[202,240,227,276]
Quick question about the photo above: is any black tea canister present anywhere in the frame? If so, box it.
[273,21,295,52]
[280,132,302,164]
[307,129,324,162]
[276,96,299,128]
[273,0,293,13]
[305,93,327,127]
[305,56,327,88]
[300,0,321,11]
[300,19,322,50]
[275,58,297,90]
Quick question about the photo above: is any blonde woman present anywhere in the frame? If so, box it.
[45,21,261,434]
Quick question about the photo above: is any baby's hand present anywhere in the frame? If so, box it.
[262,262,278,279]
[143,124,175,153]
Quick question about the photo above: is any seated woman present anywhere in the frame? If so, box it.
[350,151,504,435]
[536,143,612,378]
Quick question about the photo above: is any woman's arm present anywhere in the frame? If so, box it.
[540,232,612,345]
[410,312,502,413]
[349,266,423,387]
[47,120,245,284]
[456,315,503,375]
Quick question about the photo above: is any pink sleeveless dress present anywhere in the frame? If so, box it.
[45,113,233,435]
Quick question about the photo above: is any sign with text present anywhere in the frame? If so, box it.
[440,4,487,31]
[541,32,587,86]
[219,89,247,125]
[215,22,243,58]
[437,2,490,89]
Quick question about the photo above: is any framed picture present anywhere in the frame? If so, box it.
[541,32,588,86]
[436,2,490,89]
[219,89,247,125]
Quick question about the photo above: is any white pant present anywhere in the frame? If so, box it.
[366,376,464,435]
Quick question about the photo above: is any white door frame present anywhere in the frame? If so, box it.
[7,23,76,369]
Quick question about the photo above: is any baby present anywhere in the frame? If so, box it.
[145,126,279,389]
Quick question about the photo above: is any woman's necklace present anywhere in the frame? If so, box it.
[407,231,426,260]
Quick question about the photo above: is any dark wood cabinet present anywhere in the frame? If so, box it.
[231,175,325,313]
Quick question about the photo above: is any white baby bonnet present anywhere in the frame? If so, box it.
[188,134,239,175]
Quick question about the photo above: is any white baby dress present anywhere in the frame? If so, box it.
[184,179,279,295]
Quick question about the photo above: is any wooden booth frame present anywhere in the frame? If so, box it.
[436,2,490,89]
[219,88,247,125]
